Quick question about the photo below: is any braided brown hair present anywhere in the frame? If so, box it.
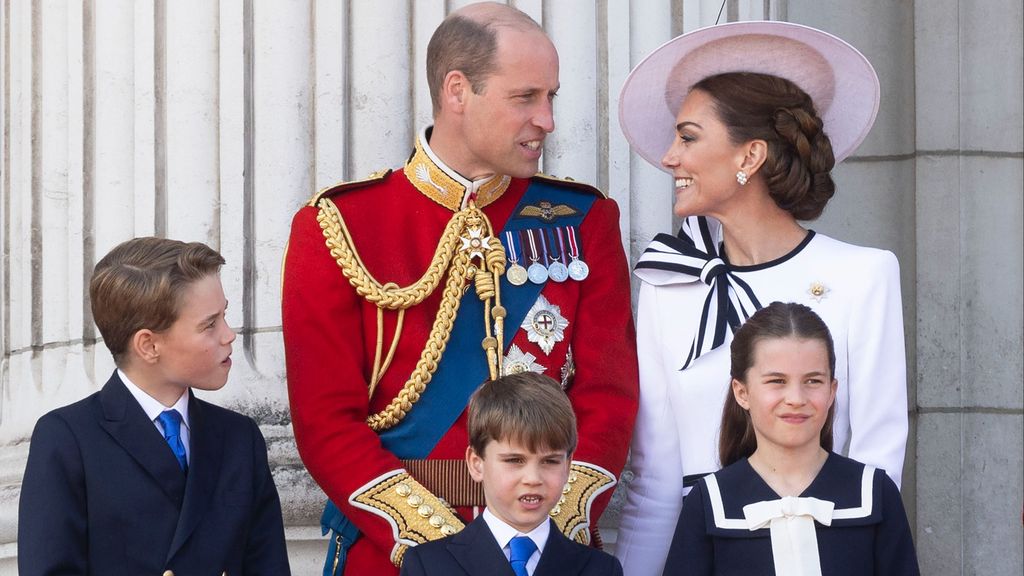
[692,72,836,220]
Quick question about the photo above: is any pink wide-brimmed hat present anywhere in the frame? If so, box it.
[618,20,880,171]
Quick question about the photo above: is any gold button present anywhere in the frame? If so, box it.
[417,504,434,518]
[441,524,458,536]
[407,494,423,507]
[429,514,445,528]
[549,505,561,517]
[395,483,412,497]
[568,472,578,483]
[163,571,174,576]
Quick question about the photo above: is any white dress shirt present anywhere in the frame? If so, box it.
[482,507,550,576]
[119,369,191,465]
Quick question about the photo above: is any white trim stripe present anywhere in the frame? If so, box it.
[705,465,876,530]
[704,474,750,530]
[831,465,875,520]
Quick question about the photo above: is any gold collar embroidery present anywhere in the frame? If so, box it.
[403,131,510,212]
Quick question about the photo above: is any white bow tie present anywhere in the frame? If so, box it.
[744,496,835,576]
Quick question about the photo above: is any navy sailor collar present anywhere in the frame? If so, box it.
[700,453,883,538]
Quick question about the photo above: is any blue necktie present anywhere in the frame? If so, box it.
[509,535,536,576]
[157,410,188,473]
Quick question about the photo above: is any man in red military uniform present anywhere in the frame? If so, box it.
[282,3,639,574]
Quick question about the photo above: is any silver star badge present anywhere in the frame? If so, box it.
[521,295,568,355]
[503,344,547,376]
[460,227,494,261]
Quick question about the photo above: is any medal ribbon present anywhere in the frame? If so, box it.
[554,227,568,265]
[547,228,563,263]
[566,225,582,260]
[505,230,520,264]
[526,229,541,264]
[537,228,550,263]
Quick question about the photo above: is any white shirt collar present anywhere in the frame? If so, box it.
[118,368,191,429]
[482,507,550,559]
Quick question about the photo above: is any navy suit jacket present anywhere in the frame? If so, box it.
[18,371,291,576]
[400,516,623,576]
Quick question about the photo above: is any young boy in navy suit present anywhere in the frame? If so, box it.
[400,372,622,576]
[18,237,291,576]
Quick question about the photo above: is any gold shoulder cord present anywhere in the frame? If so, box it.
[317,197,506,431]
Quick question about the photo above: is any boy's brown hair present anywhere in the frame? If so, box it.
[89,237,225,364]
[467,372,577,457]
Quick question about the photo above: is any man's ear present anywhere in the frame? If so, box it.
[732,378,751,410]
[131,329,160,365]
[443,70,471,114]
[466,445,485,482]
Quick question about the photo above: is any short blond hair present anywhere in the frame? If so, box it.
[467,372,577,457]
[89,237,225,363]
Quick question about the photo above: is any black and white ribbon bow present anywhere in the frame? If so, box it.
[634,216,762,370]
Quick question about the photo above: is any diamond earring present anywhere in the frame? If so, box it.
[736,170,748,185]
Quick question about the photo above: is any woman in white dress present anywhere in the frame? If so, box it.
[613,21,909,576]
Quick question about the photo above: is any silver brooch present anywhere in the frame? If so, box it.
[503,344,547,376]
[560,346,576,390]
[521,295,568,355]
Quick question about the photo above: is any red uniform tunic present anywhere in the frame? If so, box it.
[282,133,639,575]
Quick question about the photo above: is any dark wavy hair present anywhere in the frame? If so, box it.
[693,72,837,220]
[719,302,837,467]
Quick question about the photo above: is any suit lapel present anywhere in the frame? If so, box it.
[166,392,223,562]
[98,372,186,505]
[534,520,588,576]
[448,516,517,576]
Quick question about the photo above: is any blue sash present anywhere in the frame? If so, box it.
[321,180,597,574]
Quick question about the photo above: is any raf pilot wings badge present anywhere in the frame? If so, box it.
[515,200,580,223]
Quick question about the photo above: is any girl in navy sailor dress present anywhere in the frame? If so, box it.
[662,303,919,575]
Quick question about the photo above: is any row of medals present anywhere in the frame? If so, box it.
[504,228,589,286]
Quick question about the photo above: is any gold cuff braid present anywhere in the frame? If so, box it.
[549,462,617,545]
[350,471,466,567]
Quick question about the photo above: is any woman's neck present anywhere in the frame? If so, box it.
[747,444,829,498]
[715,194,807,267]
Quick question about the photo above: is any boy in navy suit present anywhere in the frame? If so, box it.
[18,237,291,576]
[400,372,622,576]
